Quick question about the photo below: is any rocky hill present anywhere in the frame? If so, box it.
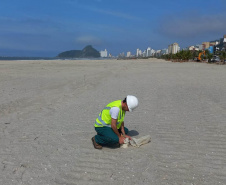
[57,45,100,58]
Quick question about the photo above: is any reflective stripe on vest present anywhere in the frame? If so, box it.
[94,100,125,128]
[95,106,120,127]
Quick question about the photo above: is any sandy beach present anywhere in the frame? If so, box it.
[0,58,226,185]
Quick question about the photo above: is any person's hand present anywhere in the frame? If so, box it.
[125,135,132,140]
[119,136,125,144]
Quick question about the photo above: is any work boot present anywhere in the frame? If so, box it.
[91,137,102,149]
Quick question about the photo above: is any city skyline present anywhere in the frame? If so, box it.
[118,34,225,58]
[0,0,226,57]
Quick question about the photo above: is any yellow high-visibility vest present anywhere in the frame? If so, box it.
[95,100,125,129]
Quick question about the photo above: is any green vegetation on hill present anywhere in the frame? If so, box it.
[57,50,82,58]
[57,45,100,58]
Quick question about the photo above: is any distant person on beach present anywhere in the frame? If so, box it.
[91,95,138,149]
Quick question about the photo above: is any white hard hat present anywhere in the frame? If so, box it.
[126,95,138,112]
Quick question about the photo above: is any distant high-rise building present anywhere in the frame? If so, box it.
[136,48,142,57]
[195,44,203,50]
[188,46,199,51]
[168,44,172,54]
[155,50,161,57]
[143,50,147,57]
[118,52,125,58]
[100,49,108,57]
[202,42,210,50]
[168,43,180,54]
[146,47,151,57]
[151,49,155,56]
[161,48,168,55]
[214,34,226,52]
[223,35,226,50]
[127,51,131,57]
[136,49,139,56]
[209,40,220,46]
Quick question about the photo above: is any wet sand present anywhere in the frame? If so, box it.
[0,59,226,185]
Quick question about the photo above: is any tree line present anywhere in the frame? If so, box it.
[160,50,226,64]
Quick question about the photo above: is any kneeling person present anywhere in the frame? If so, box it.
[92,95,138,149]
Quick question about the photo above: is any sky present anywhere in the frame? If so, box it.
[0,0,226,57]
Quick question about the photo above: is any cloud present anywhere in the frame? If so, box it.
[0,16,15,21]
[82,6,141,21]
[75,35,102,45]
[0,16,71,52]
[158,13,226,38]
[0,16,58,35]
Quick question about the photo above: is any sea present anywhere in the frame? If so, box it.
[0,57,114,60]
